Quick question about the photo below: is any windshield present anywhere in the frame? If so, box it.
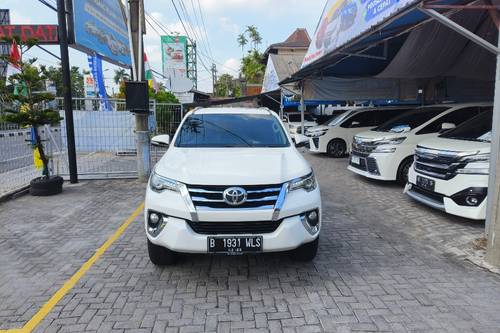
[440,109,493,142]
[373,107,449,132]
[175,113,290,148]
[287,113,315,122]
[329,110,358,126]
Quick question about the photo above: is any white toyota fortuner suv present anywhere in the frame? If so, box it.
[348,103,491,185]
[406,108,492,220]
[145,108,321,265]
[306,106,414,157]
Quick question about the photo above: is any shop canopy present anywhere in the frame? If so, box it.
[281,0,497,102]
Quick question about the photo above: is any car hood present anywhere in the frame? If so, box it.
[154,147,311,185]
[417,137,490,154]
[289,121,317,127]
[354,130,405,142]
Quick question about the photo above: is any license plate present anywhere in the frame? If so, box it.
[208,236,263,254]
[417,175,435,191]
[351,155,360,165]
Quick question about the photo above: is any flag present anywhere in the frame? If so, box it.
[144,53,158,92]
[6,39,21,80]
[88,54,111,111]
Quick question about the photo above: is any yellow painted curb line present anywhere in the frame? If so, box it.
[0,202,144,333]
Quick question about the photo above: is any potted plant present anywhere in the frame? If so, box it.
[0,57,64,196]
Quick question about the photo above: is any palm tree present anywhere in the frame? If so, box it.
[237,33,248,56]
[246,25,262,50]
[113,68,130,85]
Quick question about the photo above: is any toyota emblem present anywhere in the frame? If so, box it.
[223,187,247,206]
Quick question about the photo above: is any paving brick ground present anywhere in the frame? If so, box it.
[1,152,500,333]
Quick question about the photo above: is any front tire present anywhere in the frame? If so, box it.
[327,139,347,158]
[397,156,413,186]
[147,239,177,265]
[291,237,319,262]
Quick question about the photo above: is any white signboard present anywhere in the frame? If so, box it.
[303,0,418,67]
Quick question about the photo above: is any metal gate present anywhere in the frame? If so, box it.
[0,98,183,196]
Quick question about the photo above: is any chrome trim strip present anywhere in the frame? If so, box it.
[179,184,198,222]
[247,188,281,193]
[246,195,278,202]
[191,196,225,202]
[406,188,445,211]
[188,188,223,194]
[415,160,456,170]
[272,183,289,221]
[415,146,476,159]
[196,205,274,211]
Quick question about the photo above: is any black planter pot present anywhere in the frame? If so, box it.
[30,175,64,196]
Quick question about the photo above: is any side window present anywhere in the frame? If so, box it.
[374,109,409,124]
[417,107,481,135]
[340,111,376,128]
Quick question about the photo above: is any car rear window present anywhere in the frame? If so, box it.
[175,113,290,148]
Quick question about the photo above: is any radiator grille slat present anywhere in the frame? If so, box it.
[187,220,282,234]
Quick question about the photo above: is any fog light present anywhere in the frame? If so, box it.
[306,210,319,226]
[149,212,160,227]
[465,196,479,206]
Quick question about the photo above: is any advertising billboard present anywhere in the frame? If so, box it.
[302,0,418,67]
[161,35,188,79]
[0,25,58,44]
[71,0,131,67]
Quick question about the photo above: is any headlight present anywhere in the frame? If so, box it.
[149,172,182,192]
[373,137,406,153]
[289,172,317,192]
[456,153,490,175]
[308,130,327,137]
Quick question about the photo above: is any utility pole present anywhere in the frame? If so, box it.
[128,0,150,182]
[486,31,500,269]
[57,0,78,183]
[211,63,217,96]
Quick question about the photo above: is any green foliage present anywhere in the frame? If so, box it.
[215,73,241,97]
[241,50,265,84]
[41,65,85,98]
[0,58,63,178]
[114,68,130,85]
[150,87,179,103]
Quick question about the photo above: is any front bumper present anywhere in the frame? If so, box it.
[347,152,399,181]
[405,167,487,220]
[145,186,321,253]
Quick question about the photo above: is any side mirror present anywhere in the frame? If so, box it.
[151,134,170,147]
[350,121,360,128]
[282,117,288,122]
[440,122,455,132]
[294,134,309,148]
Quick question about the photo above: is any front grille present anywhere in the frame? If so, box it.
[186,220,282,234]
[414,146,466,180]
[187,184,281,210]
[410,185,444,204]
[352,139,376,157]
[312,137,319,149]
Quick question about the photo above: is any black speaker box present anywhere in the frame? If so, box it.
[125,81,149,113]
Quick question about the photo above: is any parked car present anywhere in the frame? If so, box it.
[405,108,493,220]
[283,112,318,136]
[348,103,491,185]
[307,106,414,157]
[145,108,321,265]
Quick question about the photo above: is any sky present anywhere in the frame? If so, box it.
[2,0,326,93]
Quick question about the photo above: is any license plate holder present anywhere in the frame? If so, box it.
[208,236,263,254]
[416,175,435,191]
[351,155,361,165]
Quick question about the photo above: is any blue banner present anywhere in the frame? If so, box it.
[88,54,111,111]
[72,0,131,67]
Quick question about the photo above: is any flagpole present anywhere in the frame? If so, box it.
[57,0,78,183]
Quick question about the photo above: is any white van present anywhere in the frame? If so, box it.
[405,108,492,220]
[348,103,491,185]
[307,107,413,157]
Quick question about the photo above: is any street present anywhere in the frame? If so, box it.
[0,152,498,333]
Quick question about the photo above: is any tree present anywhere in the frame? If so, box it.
[114,68,130,85]
[241,50,265,84]
[246,25,262,50]
[41,65,84,98]
[0,58,62,180]
[215,73,241,97]
[237,33,248,56]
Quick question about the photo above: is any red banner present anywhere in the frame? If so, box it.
[0,25,59,44]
